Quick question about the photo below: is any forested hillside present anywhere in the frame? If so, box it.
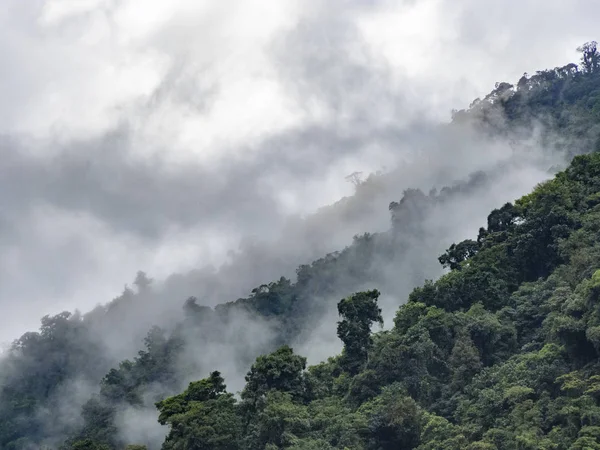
[2,42,600,450]
[145,148,600,450]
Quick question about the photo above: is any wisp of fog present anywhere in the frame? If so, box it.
[1,0,599,448]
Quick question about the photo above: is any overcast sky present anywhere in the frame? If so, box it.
[0,0,597,343]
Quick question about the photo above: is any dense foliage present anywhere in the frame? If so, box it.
[1,42,600,449]
[148,149,600,450]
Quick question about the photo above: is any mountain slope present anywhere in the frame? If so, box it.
[151,149,600,450]
[1,42,600,450]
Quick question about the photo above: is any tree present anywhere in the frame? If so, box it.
[438,240,479,270]
[486,203,519,234]
[345,171,364,188]
[578,41,600,73]
[242,346,307,408]
[337,290,383,375]
[156,371,241,450]
[359,384,422,450]
[133,271,153,293]
[448,331,482,391]
[252,392,310,450]
[69,440,112,450]
[157,371,227,424]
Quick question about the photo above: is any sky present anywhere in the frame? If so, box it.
[0,0,598,344]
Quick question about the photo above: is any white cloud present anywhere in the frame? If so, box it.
[0,0,599,344]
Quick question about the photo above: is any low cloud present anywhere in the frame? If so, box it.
[0,2,599,446]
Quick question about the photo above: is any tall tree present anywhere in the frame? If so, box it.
[337,290,383,375]
[578,41,600,73]
[156,371,240,450]
[241,346,307,407]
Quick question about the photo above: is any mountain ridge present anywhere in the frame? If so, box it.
[2,41,600,449]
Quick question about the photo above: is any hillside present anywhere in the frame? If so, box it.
[148,149,600,450]
[1,43,600,450]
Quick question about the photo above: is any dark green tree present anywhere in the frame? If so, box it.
[337,290,383,375]
[156,371,241,450]
[448,331,482,391]
[360,385,422,450]
[438,240,479,270]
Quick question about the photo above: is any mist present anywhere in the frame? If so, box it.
[56,119,569,449]
[1,0,599,448]
[1,0,597,343]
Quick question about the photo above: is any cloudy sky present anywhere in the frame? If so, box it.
[0,0,597,343]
